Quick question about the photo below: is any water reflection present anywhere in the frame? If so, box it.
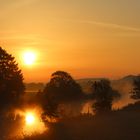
[8,107,47,139]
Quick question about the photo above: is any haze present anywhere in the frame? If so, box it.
[0,0,140,82]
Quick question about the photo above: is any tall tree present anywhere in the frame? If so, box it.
[0,47,25,112]
[91,79,120,114]
[130,76,140,100]
[41,71,83,118]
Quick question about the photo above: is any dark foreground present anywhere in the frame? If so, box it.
[20,110,140,140]
[0,109,140,140]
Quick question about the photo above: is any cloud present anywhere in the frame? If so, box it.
[80,20,140,32]
[63,18,140,32]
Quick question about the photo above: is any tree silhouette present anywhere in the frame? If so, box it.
[130,76,140,99]
[41,71,83,118]
[0,47,25,112]
[91,79,120,114]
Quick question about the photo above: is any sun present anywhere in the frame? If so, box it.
[23,51,37,65]
[25,112,35,125]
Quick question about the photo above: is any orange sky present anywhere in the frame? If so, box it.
[0,0,140,82]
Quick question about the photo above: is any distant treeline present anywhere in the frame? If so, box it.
[25,83,45,92]
[0,46,140,119]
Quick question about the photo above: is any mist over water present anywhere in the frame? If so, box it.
[78,76,137,114]
[112,77,135,109]
[4,106,47,139]
[3,75,136,139]
[24,76,136,116]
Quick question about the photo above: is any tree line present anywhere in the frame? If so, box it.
[0,47,140,120]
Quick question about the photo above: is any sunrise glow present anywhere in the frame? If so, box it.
[23,51,37,66]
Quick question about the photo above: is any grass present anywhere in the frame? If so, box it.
[1,103,140,140]
[19,110,140,140]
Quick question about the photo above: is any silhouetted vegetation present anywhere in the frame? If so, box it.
[21,110,140,140]
[91,79,120,114]
[0,47,140,140]
[40,71,84,119]
[25,83,44,92]
[0,47,25,113]
[130,75,140,99]
[121,101,140,112]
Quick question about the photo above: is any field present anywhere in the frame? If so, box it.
[20,109,140,140]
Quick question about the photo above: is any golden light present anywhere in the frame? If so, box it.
[10,109,47,138]
[23,109,47,136]
[25,112,35,125]
[23,51,37,65]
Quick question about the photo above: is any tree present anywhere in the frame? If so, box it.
[41,71,83,118]
[91,79,120,114]
[0,47,25,112]
[130,76,140,100]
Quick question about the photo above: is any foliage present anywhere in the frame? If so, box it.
[0,47,25,112]
[130,76,140,99]
[41,71,83,118]
[121,101,140,112]
[91,79,120,114]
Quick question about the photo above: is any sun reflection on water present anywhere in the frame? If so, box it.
[10,107,48,139]
[23,109,47,136]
